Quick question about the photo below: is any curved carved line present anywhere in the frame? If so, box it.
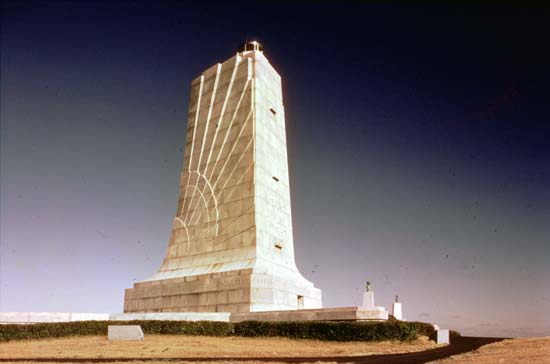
[185,170,219,235]
[174,216,191,255]
[185,65,221,222]
[188,109,253,226]
[183,184,212,237]
[189,145,254,234]
[187,78,251,224]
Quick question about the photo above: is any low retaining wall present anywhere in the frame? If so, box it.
[1,307,387,324]
[110,312,231,322]
[0,312,109,324]
[231,306,388,322]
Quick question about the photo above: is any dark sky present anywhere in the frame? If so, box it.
[1,1,549,337]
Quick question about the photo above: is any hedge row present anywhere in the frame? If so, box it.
[234,320,436,341]
[0,320,438,343]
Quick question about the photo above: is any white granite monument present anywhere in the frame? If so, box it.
[124,42,322,313]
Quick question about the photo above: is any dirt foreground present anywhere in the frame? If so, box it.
[427,337,550,364]
[2,335,541,364]
[0,334,438,360]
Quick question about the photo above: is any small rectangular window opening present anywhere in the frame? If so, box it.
[274,243,283,250]
[269,107,277,116]
[297,295,304,309]
[272,176,279,182]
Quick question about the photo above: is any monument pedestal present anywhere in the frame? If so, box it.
[357,287,389,320]
[124,269,321,313]
[362,291,375,309]
[392,302,402,320]
[114,306,388,322]
[231,306,388,322]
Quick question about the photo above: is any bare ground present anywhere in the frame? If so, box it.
[2,335,537,364]
[427,337,550,364]
[0,335,437,360]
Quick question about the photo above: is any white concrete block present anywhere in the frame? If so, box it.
[437,329,450,344]
[392,302,402,320]
[108,325,144,341]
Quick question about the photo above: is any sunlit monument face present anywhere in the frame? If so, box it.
[124,42,322,313]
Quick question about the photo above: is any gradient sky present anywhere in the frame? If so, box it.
[1,2,549,337]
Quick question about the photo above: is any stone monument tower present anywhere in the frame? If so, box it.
[124,41,322,313]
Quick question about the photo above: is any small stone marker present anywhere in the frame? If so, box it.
[392,296,402,320]
[108,325,144,341]
[437,329,450,344]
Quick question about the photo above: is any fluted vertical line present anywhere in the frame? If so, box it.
[184,59,240,228]
[181,75,204,215]
[184,77,251,225]
[188,109,253,228]
[206,79,251,185]
[202,58,240,179]
[189,136,254,227]
[184,65,221,223]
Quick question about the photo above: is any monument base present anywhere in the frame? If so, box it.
[111,312,231,322]
[231,306,388,322]
[392,302,403,320]
[124,268,322,313]
[362,291,375,309]
[112,307,388,322]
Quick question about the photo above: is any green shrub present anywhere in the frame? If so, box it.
[0,320,233,342]
[136,320,234,336]
[234,320,436,342]
[406,321,437,338]
[0,319,439,343]
[0,321,108,342]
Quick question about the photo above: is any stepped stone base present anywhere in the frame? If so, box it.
[124,268,322,313]
[231,306,388,322]
[1,308,388,325]
[112,307,387,322]
[111,312,231,321]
